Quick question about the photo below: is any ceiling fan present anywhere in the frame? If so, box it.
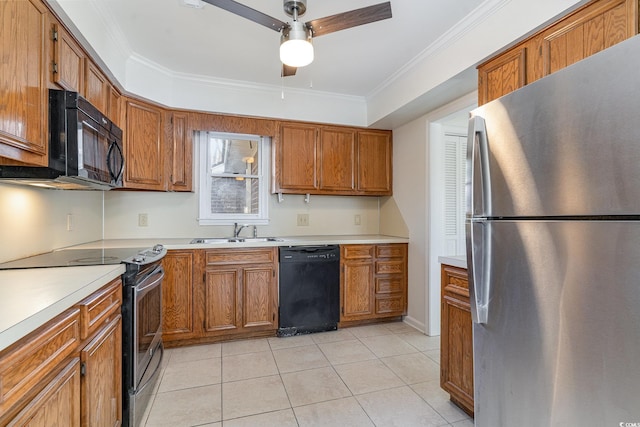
[200,0,393,76]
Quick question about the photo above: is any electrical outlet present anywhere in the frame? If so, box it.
[297,213,309,226]
[66,214,73,231]
[354,214,361,225]
[138,213,149,227]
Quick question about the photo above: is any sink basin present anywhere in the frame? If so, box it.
[189,238,229,244]
[233,237,284,242]
[190,237,283,244]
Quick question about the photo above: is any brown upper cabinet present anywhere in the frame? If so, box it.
[84,60,109,116]
[124,101,194,192]
[478,0,638,105]
[357,130,392,194]
[124,98,166,190]
[0,0,49,166]
[50,20,85,93]
[274,122,392,196]
[319,127,357,192]
[166,112,193,192]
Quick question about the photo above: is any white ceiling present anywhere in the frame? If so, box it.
[91,0,484,97]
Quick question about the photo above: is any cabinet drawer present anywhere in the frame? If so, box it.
[206,248,275,265]
[442,265,469,298]
[342,245,374,260]
[0,308,80,414]
[76,279,122,340]
[376,260,404,275]
[375,276,404,294]
[376,244,406,258]
[375,295,404,314]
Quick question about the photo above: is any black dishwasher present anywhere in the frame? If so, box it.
[278,245,340,336]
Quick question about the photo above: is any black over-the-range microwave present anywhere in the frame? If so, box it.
[0,89,124,190]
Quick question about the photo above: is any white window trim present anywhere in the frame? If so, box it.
[197,131,270,226]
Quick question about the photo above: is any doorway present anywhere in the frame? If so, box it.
[425,93,476,336]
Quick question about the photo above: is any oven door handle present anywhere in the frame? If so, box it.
[135,267,164,295]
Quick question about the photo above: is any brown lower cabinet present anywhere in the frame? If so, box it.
[201,248,278,336]
[0,278,123,426]
[162,244,408,346]
[162,250,197,344]
[440,264,474,416]
[162,248,279,346]
[340,243,407,325]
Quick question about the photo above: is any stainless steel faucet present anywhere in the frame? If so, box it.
[233,223,249,238]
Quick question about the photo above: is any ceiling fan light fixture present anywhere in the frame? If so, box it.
[280,21,313,68]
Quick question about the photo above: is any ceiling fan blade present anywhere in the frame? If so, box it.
[282,64,298,77]
[306,2,392,38]
[201,0,286,32]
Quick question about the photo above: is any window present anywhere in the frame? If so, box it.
[198,132,270,225]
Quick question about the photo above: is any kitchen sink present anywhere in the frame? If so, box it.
[190,237,284,244]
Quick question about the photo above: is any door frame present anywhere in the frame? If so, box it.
[425,92,476,336]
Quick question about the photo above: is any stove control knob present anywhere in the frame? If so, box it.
[132,256,145,263]
[152,244,164,254]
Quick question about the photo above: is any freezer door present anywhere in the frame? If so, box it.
[469,35,640,218]
[471,220,640,427]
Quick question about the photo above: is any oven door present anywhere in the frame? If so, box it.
[76,108,124,186]
[133,265,164,388]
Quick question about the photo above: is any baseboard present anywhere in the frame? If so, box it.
[402,315,427,334]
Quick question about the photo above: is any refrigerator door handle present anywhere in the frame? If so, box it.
[467,220,491,324]
[466,116,492,218]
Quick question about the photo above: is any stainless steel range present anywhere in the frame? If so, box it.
[120,245,166,427]
[0,244,167,427]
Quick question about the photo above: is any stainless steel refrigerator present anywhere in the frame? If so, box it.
[467,35,640,426]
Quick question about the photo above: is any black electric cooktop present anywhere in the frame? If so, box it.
[0,247,148,270]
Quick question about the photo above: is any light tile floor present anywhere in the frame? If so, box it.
[142,321,473,427]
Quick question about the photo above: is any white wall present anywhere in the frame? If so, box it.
[426,94,477,336]
[367,0,586,126]
[104,191,380,239]
[0,184,103,263]
[383,92,476,336]
[380,117,428,332]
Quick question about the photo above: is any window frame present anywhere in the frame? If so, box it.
[197,131,270,226]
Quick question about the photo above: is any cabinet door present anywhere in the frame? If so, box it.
[7,358,81,427]
[241,265,277,330]
[84,61,108,114]
[168,112,193,192]
[341,260,375,320]
[124,99,166,190]
[356,131,392,195]
[107,86,122,128]
[162,250,196,342]
[277,123,318,192]
[319,127,355,192]
[0,0,48,165]
[203,268,240,334]
[51,22,84,92]
[440,265,474,415]
[542,0,635,76]
[477,46,526,105]
[80,316,122,427]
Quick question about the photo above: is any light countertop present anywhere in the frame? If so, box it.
[68,235,409,251]
[0,264,125,352]
[438,255,467,269]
